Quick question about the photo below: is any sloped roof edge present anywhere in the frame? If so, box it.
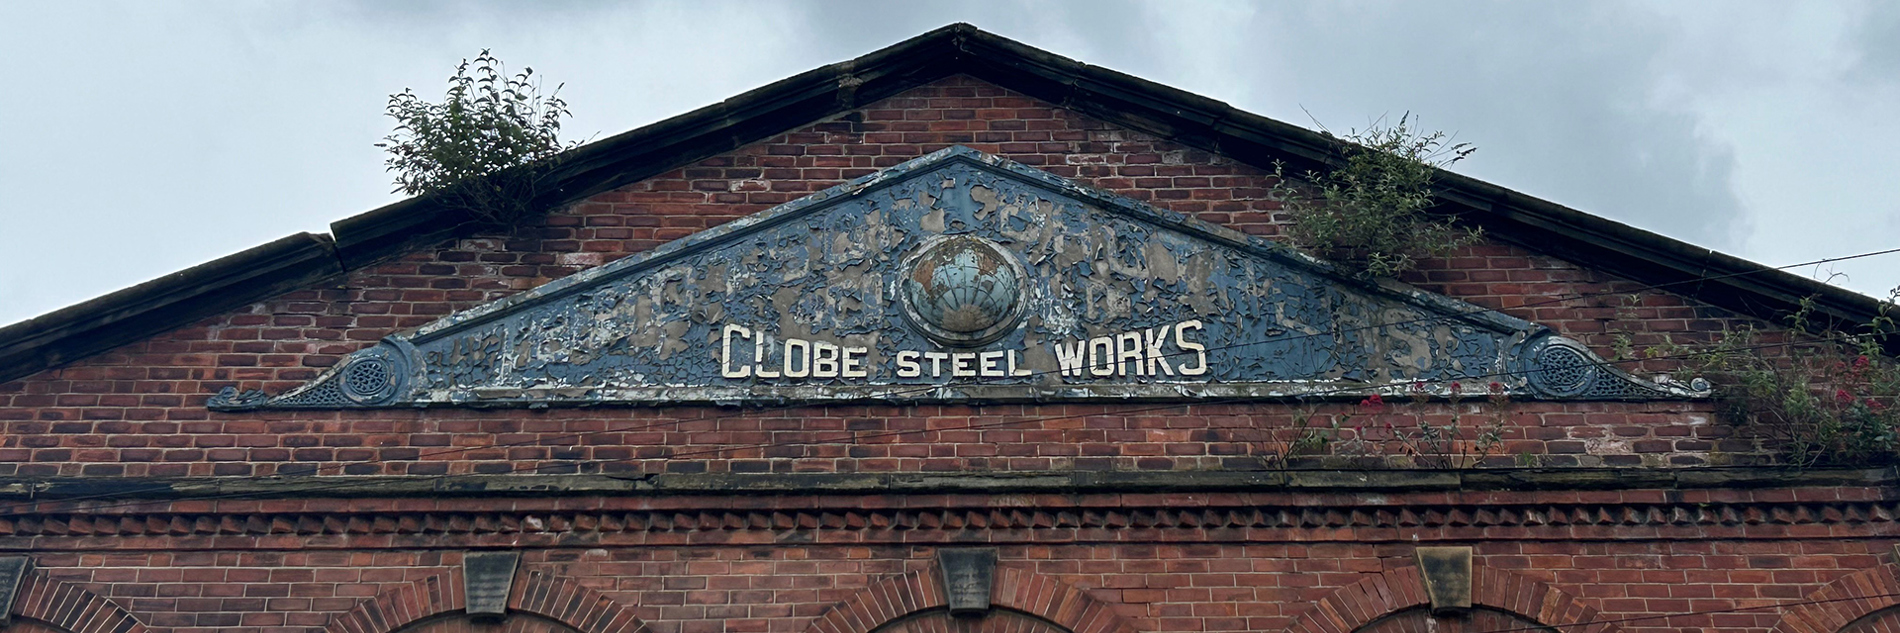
[1,23,1888,384]
[0,232,344,382]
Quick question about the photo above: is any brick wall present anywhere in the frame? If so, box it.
[0,76,1775,476]
[0,74,1867,633]
[11,488,1899,633]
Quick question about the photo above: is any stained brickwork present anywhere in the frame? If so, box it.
[873,613,1067,633]
[1353,608,1554,633]
[0,485,1895,633]
[0,76,1768,477]
[6,531,1895,633]
[0,71,1882,633]
[4,573,147,633]
[397,616,578,633]
[1840,609,1900,633]
[1774,563,1900,633]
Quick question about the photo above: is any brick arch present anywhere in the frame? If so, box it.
[803,565,1136,633]
[325,567,647,633]
[6,572,147,633]
[1771,564,1900,633]
[1284,566,1620,633]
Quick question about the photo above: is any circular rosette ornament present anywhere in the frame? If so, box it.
[1518,335,1598,399]
[899,235,1028,347]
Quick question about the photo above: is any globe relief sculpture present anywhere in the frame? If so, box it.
[899,235,1027,347]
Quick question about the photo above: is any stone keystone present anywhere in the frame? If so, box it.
[1413,546,1473,616]
[937,548,997,618]
[463,551,521,622]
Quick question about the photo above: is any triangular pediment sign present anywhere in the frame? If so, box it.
[211,147,1707,410]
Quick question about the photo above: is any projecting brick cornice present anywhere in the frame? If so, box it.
[803,566,1134,633]
[326,566,648,633]
[7,468,1896,501]
[0,497,1894,544]
[8,573,145,633]
[1284,566,1617,633]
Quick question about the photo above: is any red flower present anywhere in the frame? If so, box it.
[1488,381,1505,394]
[1836,389,1854,404]
[1855,355,1871,369]
[1359,394,1387,413]
[1867,399,1887,412]
[1449,382,1463,395]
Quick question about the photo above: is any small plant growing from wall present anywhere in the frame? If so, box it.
[378,50,577,227]
[1658,290,1900,467]
[1270,383,1517,470]
[1273,114,1482,278]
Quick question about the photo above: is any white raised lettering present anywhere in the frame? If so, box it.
[1053,340,1086,377]
[1145,324,1174,376]
[979,351,1006,377]
[1088,337,1116,377]
[924,351,949,378]
[1116,332,1144,377]
[1175,320,1207,376]
[1008,350,1032,376]
[842,346,869,378]
[782,338,811,378]
[811,341,840,378]
[895,351,922,378]
[721,324,752,379]
[952,352,977,378]
[754,333,780,378]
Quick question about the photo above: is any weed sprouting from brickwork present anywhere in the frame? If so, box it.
[1273,114,1482,278]
[378,50,578,228]
[1273,383,1517,469]
[1658,288,1900,467]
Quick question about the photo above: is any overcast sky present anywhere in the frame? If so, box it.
[2,1,1897,328]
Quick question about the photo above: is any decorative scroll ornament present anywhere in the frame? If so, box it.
[1515,335,1710,400]
[213,342,410,410]
[209,146,1709,411]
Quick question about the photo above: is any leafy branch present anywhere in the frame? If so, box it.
[1274,114,1481,278]
[1658,289,1900,467]
[377,50,578,227]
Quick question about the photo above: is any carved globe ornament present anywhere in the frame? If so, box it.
[898,234,1029,347]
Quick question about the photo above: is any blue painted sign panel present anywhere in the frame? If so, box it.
[211,147,1704,410]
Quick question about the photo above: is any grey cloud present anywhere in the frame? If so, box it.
[9,1,1889,328]
[1849,1,1900,81]
[788,1,1751,249]
[1229,2,1750,249]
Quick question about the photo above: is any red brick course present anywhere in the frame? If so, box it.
[323,565,646,633]
[0,75,1777,475]
[801,567,1131,633]
[0,486,1892,632]
[10,535,1899,633]
[0,74,1870,633]
[1775,562,1900,633]
[8,572,146,633]
[1283,566,1616,633]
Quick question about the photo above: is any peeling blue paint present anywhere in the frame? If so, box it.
[208,147,1708,410]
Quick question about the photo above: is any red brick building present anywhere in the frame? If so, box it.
[2,24,1897,633]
